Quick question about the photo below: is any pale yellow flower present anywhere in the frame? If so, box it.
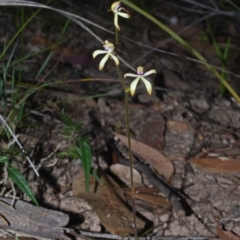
[124,66,156,96]
[110,1,130,31]
[92,40,119,71]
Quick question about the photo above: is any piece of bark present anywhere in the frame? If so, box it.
[0,197,69,239]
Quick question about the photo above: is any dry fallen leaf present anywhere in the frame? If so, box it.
[72,172,145,235]
[217,225,240,240]
[123,187,171,209]
[114,132,174,181]
[110,163,142,186]
[0,214,9,227]
[135,194,171,208]
[167,120,188,133]
[190,157,240,174]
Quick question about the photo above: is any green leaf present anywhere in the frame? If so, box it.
[57,148,78,159]
[60,110,82,131]
[8,167,38,206]
[0,156,9,163]
[60,110,74,127]
[16,102,25,123]
[75,139,92,192]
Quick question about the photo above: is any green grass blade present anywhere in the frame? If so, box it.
[121,0,240,102]
[1,42,17,111]
[16,102,25,123]
[206,21,222,59]
[8,167,38,206]
[1,63,7,114]
[227,0,240,11]
[11,65,16,105]
[60,19,71,38]
[34,18,71,80]
[75,139,92,192]
[34,51,53,80]
[0,37,70,77]
[223,37,231,60]
[0,7,42,59]
[5,41,18,71]
[60,110,82,131]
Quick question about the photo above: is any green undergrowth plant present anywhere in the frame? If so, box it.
[57,110,94,192]
[0,115,38,206]
[207,21,231,96]
[1,1,239,100]
[0,20,105,197]
[0,36,40,205]
[0,6,93,205]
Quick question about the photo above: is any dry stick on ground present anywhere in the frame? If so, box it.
[109,132,188,217]
[0,115,39,176]
[115,156,219,238]
[119,155,189,218]
[77,229,219,240]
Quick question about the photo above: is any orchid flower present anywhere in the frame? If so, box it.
[110,1,130,31]
[92,40,119,71]
[124,66,156,96]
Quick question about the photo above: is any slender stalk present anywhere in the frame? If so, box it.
[115,27,119,52]
[115,64,137,238]
[115,29,137,238]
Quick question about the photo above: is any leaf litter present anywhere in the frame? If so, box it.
[72,171,145,235]
[2,0,240,239]
[114,132,175,181]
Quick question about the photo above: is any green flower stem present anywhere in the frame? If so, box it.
[115,64,137,237]
[114,17,136,237]
[115,27,119,52]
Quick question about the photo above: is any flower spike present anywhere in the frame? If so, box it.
[124,66,156,96]
[92,40,119,71]
[110,1,130,31]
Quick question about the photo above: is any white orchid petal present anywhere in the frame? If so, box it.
[99,53,110,71]
[114,14,120,31]
[117,12,131,18]
[111,1,121,12]
[141,77,152,95]
[93,50,107,58]
[124,73,138,78]
[143,69,156,77]
[118,7,130,13]
[130,77,140,96]
[110,54,119,65]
